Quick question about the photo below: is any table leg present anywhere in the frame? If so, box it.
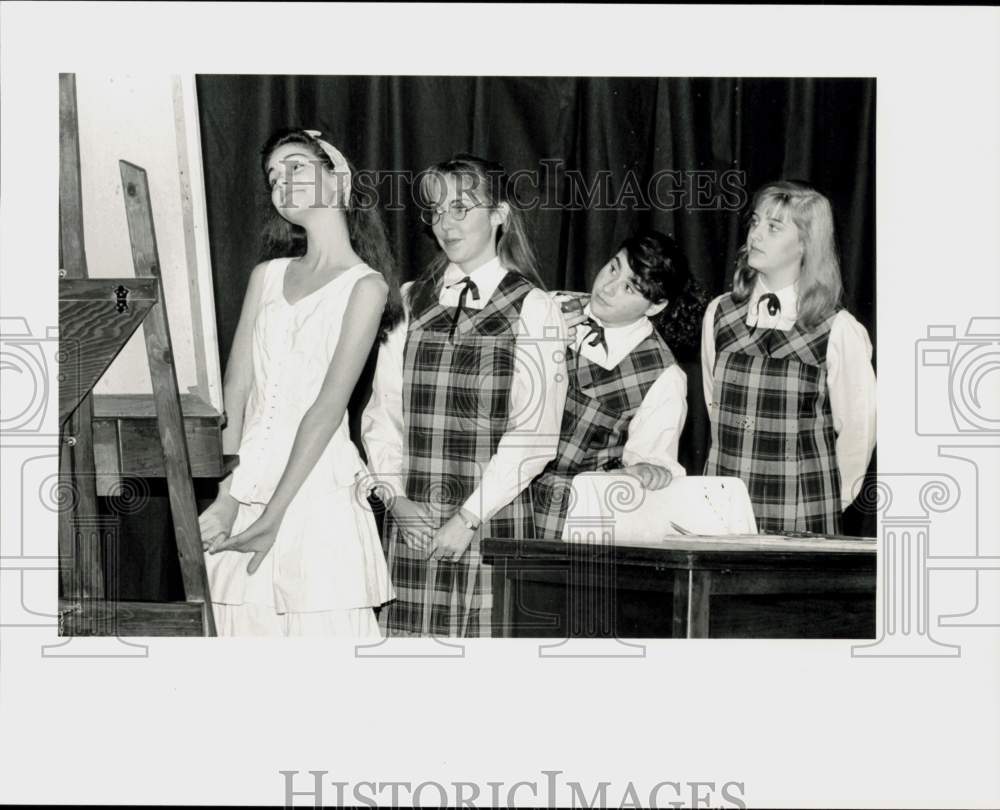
[672,569,712,638]
[689,570,711,638]
[672,571,689,638]
[492,556,513,638]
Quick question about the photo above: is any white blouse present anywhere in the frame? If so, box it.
[574,304,687,478]
[700,278,877,509]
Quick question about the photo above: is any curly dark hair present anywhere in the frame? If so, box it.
[618,229,708,363]
[257,128,403,343]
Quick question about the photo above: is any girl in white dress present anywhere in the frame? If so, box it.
[198,128,402,636]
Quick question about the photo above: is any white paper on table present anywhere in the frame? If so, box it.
[560,474,758,544]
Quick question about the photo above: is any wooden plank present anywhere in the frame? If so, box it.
[58,72,102,600]
[114,418,224,477]
[119,160,215,636]
[58,435,77,595]
[58,74,87,278]
[93,393,226,479]
[59,277,159,301]
[92,418,122,496]
[647,533,877,554]
[59,598,206,637]
[493,561,875,599]
[482,538,876,573]
[710,570,876,596]
[93,392,223,422]
[58,282,157,424]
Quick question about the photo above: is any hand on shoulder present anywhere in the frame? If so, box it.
[550,290,590,341]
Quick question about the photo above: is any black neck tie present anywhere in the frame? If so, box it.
[751,293,781,356]
[582,317,608,355]
[447,276,480,342]
[759,293,781,318]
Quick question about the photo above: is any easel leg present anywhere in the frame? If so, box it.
[59,397,103,602]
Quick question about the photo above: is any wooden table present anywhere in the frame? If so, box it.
[482,534,876,639]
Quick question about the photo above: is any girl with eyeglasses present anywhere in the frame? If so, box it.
[362,154,568,637]
[701,180,876,535]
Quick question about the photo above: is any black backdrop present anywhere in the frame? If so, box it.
[197,75,875,478]
[185,76,876,541]
[114,76,878,601]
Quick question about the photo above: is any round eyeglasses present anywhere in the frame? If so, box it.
[420,201,487,226]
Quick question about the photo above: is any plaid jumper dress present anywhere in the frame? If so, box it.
[704,293,842,535]
[531,331,677,540]
[380,272,536,637]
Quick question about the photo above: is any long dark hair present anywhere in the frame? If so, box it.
[258,128,403,342]
[619,229,708,362]
[407,154,545,318]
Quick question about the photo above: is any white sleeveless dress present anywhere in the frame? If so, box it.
[205,258,394,636]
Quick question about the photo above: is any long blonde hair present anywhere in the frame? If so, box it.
[732,180,843,329]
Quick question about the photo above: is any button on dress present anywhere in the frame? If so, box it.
[205,258,393,634]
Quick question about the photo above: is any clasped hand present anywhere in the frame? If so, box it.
[390,497,474,562]
[199,493,238,550]
[205,507,282,575]
[389,496,436,552]
[427,512,475,562]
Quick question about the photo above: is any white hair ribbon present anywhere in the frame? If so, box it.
[303,129,352,208]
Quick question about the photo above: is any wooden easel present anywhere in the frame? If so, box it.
[58,73,217,636]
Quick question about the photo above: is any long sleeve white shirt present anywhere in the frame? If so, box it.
[361,258,568,523]
[574,303,687,478]
[700,279,877,509]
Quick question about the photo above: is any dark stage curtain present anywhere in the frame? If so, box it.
[196,75,876,529]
